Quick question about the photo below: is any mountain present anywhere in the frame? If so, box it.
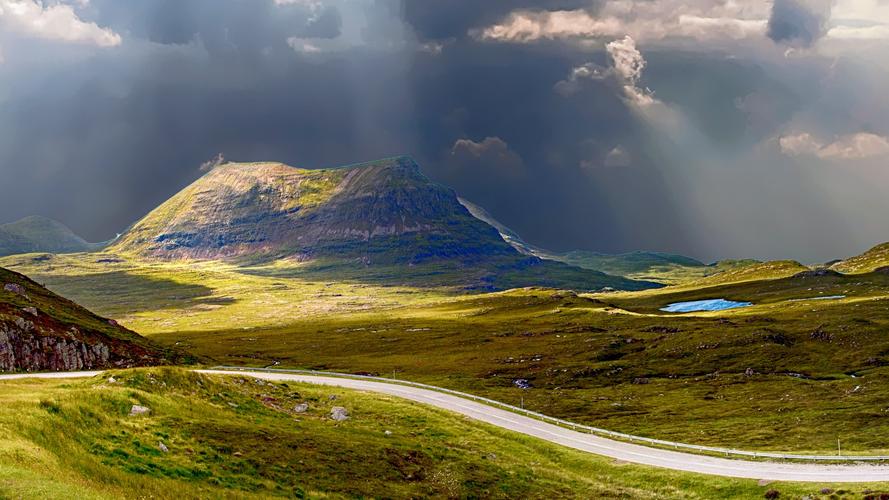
[831,242,889,274]
[456,199,749,285]
[0,267,184,372]
[457,198,546,257]
[0,216,100,257]
[109,157,657,291]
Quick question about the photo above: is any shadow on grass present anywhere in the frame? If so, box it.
[32,270,235,314]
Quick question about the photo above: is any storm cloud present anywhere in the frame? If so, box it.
[767,0,834,47]
[1,0,889,263]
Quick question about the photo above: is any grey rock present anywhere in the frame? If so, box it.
[293,403,309,413]
[22,307,38,316]
[330,406,349,421]
[513,379,531,389]
[129,405,151,417]
[158,441,169,453]
[3,283,27,297]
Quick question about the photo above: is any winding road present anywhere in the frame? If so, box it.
[4,368,889,483]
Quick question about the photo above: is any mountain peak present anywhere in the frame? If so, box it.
[110,156,504,262]
[0,216,97,257]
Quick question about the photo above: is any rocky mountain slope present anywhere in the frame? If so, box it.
[110,157,656,291]
[0,216,100,257]
[832,242,889,274]
[0,267,182,372]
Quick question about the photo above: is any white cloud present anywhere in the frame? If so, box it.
[0,0,121,47]
[780,132,889,160]
[287,37,323,53]
[553,62,611,95]
[604,146,632,167]
[475,2,771,44]
[779,132,823,156]
[827,24,889,39]
[451,137,525,171]
[556,35,656,107]
[607,36,656,107]
[828,0,889,40]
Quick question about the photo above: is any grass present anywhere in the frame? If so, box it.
[2,367,866,499]
[6,251,889,456]
[833,242,889,274]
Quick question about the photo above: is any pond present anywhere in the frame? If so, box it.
[660,299,753,313]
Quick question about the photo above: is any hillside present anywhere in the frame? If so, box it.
[0,216,100,257]
[458,197,545,256]
[680,259,810,287]
[832,242,889,274]
[110,157,655,291]
[0,368,805,499]
[0,267,183,371]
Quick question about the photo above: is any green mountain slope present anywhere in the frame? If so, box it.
[0,216,100,257]
[832,242,889,274]
[110,157,657,291]
[681,260,810,287]
[554,250,704,275]
[0,266,186,371]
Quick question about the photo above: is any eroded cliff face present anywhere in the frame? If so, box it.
[0,267,181,373]
[0,316,109,371]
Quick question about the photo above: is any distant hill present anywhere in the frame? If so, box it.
[683,260,810,287]
[0,266,184,371]
[458,198,762,285]
[832,242,889,274]
[0,216,100,257]
[110,157,656,291]
[553,250,705,276]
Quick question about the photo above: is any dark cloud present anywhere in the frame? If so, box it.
[88,0,341,52]
[0,1,888,263]
[767,0,834,47]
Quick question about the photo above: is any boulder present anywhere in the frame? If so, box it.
[293,403,309,413]
[330,407,349,421]
[158,442,169,453]
[3,283,27,297]
[129,405,151,417]
[513,379,531,389]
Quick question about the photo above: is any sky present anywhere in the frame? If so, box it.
[0,0,888,263]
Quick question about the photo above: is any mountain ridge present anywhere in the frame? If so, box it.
[109,157,657,291]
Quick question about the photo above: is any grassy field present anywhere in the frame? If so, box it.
[0,367,858,499]
[5,252,889,456]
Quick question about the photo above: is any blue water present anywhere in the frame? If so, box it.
[660,299,753,313]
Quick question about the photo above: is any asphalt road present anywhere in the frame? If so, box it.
[4,369,889,483]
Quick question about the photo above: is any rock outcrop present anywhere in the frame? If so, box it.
[1,267,181,372]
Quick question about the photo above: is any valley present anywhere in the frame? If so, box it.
[4,246,889,456]
[4,157,889,497]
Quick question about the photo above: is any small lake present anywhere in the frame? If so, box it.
[660,299,753,313]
